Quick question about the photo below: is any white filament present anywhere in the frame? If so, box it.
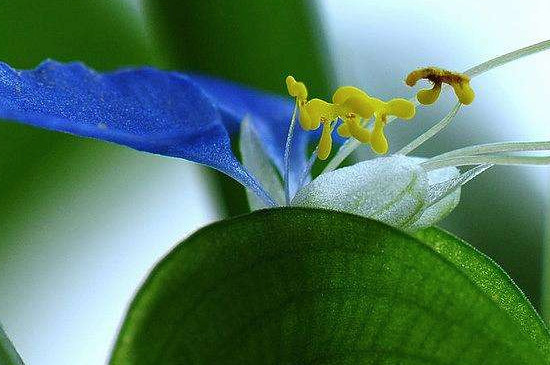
[430,141,550,161]
[283,102,298,204]
[397,103,461,156]
[421,155,550,171]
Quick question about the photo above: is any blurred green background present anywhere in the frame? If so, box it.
[0,1,548,364]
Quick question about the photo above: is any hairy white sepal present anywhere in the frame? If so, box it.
[291,155,463,232]
[240,118,285,210]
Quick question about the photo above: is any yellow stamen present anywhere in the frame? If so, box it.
[285,75,307,100]
[332,86,369,104]
[286,75,313,130]
[339,95,375,120]
[318,121,333,160]
[386,98,416,119]
[371,115,389,154]
[416,82,442,105]
[285,75,415,159]
[337,123,351,138]
[336,94,375,144]
[304,98,338,131]
[405,67,475,105]
[451,81,475,105]
[342,114,370,143]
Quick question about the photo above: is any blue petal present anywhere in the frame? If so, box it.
[0,60,274,204]
[187,74,310,196]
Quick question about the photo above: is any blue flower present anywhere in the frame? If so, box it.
[1,40,549,232]
[0,60,308,206]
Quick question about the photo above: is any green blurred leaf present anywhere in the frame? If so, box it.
[0,324,24,365]
[144,0,333,216]
[110,208,550,364]
[0,0,153,68]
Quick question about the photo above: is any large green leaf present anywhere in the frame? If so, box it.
[0,324,24,365]
[111,208,550,364]
[414,227,550,354]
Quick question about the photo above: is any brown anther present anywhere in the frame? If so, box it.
[405,67,470,87]
[405,67,475,105]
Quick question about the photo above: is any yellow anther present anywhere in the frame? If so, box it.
[416,82,442,105]
[358,97,414,154]
[332,86,369,104]
[318,122,333,160]
[343,114,370,143]
[297,104,313,130]
[386,98,416,119]
[284,76,416,160]
[451,81,475,105]
[285,75,308,100]
[332,87,377,144]
[339,95,375,120]
[405,67,475,105]
[337,123,351,138]
[286,75,313,130]
[304,98,339,131]
[331,86,414,154]
[371,115,389,154]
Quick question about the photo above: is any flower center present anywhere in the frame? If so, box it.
[285,67,475,162]
[285,76,416,159]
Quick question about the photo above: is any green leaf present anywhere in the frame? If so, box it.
[1,324,24,365]
[414,227,550,356]
[111,208,550,364]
